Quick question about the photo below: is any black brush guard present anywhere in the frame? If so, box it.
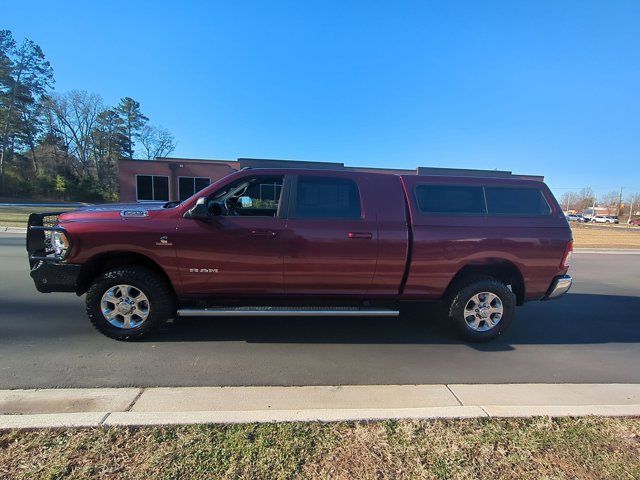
[26,212,65,266]
[26,212,80,293]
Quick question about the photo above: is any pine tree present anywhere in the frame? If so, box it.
[115,97,148,159]
[93,108,127,197]
[0,30,54,194]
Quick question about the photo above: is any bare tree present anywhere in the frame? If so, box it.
[599,190,619,209]
[560,192,577,212]
[139,125,176,159]
[627,193,640,219]
[44,90,103,176]
[575,187,596,212]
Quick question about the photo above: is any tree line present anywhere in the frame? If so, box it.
[560,187,640,217]
[0,30,176,201]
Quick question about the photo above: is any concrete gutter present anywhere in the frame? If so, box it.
[574,248,640,254]
[0,203,88,207]
[1,384,639,429]
[1,226,26,233]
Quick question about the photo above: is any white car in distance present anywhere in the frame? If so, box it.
[590,215,617,224]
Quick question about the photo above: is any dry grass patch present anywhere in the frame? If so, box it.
[0,206,77,228]
[0,417,639,479]
[305,417,640,480]
[571,224,640,249]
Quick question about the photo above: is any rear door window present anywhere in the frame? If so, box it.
[293,176,362,219]
[414,185,486,215]
[485,187,551,215]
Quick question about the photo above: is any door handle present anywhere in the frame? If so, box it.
[348,232,373,239]
[252,229,277,237]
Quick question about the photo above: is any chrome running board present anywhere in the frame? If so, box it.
[177,307,399,318]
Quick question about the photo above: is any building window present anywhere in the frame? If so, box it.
[136,175,169,201]
[179,177,211,201]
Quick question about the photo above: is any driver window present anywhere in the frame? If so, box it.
[209,175,284,217]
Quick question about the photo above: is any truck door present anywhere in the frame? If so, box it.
[283,173,379,295]
[175,174,287,295]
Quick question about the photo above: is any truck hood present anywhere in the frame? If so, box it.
[58,202,171,223]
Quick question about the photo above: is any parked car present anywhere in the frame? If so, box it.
[566,214,584,222]
[591,215,617,224]
[630,218,640,226]
[26,169,573,343]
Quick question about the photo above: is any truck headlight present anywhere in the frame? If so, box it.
[51,230,70,258]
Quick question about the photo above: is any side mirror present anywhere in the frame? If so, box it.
[185,197,209,219]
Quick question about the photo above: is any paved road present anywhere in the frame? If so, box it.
[1,232,640,388]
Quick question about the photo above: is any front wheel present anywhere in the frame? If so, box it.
[86,266,175,340]
[446,277,516,342]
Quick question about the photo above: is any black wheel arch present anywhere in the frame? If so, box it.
[444,260,525,305]
[75,251,175,297]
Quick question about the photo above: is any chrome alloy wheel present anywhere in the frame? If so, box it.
[100,284,150,329]
[463,291,503,332]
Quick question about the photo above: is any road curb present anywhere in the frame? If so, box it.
[2,404,639,429]
[102,406,488,426]
[574,248,640,254]
[1,384,640,429]
[1,226,26,233]
[0,412,108,429]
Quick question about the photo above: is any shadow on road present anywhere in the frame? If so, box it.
[152,293,640,348]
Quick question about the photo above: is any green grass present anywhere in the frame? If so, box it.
[0,206,77,228]
[1,417,638,479]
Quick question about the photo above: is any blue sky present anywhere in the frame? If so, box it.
[5,0,640,198]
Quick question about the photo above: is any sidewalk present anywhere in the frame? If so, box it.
[1,384,639,429]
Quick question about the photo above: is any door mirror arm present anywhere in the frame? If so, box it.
[184,197,226,224]
[184,197,211,220]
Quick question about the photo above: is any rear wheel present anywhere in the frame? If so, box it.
[86,266,175,340]
[446,277,516,342]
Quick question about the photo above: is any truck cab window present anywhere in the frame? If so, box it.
[293,176,361,219]
[485,187,551,215]
[208,175,284,217]
[415,185,486,215]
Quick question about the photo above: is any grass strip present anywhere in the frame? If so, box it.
[0,206,76,228]
[1,417,638,479]
[571,224,640,249]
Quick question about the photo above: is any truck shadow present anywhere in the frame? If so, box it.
[160,293,640,349]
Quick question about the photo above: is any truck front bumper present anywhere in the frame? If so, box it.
[30,260,81,293]
[543,274,573,300]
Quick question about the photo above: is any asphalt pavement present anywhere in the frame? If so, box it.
[1,232,639,389]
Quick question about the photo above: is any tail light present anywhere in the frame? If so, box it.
[561,240,573,269]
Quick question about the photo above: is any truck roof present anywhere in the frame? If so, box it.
[236,166,546,185]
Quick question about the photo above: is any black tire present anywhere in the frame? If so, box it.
[86,266,175,341]
[446,276,516,342]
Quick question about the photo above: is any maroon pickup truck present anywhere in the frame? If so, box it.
[26,168,573,342]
